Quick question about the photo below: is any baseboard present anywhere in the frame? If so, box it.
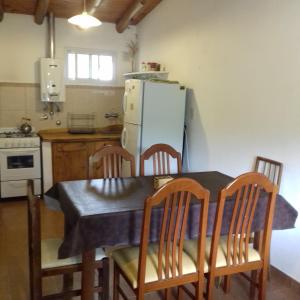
[270,265,300,293]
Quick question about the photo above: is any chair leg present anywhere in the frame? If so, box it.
[98,267,103,300]
[223,275,231,293]
[63,273,74,300]
[137,288,144,300]
[206,274,215,300]
[195,279,204,300]
[267,257,271,281]
[165,288,171,300]
[99,258,109,300]
[250,270,257,299]
[178,286,184,300]
[113,263,120,300]
[258,267,267,300]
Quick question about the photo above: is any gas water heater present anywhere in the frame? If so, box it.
[40,58,65,102]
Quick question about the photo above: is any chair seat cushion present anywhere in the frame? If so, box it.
[112,243,206,289]
[41,239,106,269]
[184,236,261,269]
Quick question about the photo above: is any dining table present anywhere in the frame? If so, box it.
[45,171,298,300]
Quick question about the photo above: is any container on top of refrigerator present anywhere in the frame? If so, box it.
[123,71,169,80]
[40,58,65,102]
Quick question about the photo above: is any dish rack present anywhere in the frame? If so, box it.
[67,113,96,134]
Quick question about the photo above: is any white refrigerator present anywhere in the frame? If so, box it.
[121,79,186,176]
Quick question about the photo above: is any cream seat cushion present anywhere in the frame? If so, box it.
[112,243,207,289]
[41,238,106,269]
[184,236,261,269]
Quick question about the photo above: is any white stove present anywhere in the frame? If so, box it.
[0,128,41,198]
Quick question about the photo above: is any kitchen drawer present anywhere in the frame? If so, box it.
[1,179,41,198]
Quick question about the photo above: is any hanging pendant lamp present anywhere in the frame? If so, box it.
[68,0,102,29]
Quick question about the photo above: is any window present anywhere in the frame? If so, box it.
[65,49,116,85]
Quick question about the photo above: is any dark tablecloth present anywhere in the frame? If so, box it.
[45,171,298,259]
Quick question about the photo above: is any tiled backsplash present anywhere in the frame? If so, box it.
[0,83,124,130]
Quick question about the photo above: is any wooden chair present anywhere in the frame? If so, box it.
[140,143,182,176]
[220,158,282,293]
[193,172,277,300]
[112,178,210,300]
[89,145,136,179]
[254,156,283,189]
[27,180,109,300]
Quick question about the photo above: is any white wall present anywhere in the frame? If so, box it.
[0,13,136,85]
[138,0,300,281]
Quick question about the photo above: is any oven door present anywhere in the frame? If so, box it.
[0,148,41,181]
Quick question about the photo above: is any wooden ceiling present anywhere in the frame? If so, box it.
[0,0,161,32]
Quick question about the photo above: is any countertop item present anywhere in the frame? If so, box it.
[123,71,169,80]
[20,118,32,135]
[67,113,96,134]
[39,125,122,142]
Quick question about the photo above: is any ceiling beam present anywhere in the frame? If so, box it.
[0,0,4,22]
[87,0,103,15]
[116,0,161,33]
[131,0,161,25]
[35,0,50,25]
[116,0,145,33]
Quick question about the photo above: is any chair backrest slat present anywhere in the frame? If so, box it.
[239,184,255,263]
[245,185,261,261]
[140,143,182,176]
[171,192,184,277]
[178,192,191,275]
[210,172,278,270]
[165,192,177,279]
[227,188,241,265]
[89,145,135,179]
[137,178,209,290]
[157,152,162,175]
[233,185,248,265]
[157,195,171,280]
[161,152,166,174]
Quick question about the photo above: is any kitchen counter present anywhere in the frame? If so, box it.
[38,126,122,142]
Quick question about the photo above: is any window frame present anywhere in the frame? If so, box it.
[65,48,117,86]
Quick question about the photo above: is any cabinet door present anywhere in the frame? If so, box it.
[91,141,121,179]
[52,142,90,184]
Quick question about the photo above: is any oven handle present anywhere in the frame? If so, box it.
[0,148,40,154]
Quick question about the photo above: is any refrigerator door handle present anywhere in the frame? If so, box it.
[122,92,128,114]
[121,127,127,148]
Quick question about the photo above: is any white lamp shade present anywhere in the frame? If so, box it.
[68,12,102,29]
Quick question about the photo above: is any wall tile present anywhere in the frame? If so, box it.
[0,110,26,127]
[25,86,44,113]
[0,86,26,111]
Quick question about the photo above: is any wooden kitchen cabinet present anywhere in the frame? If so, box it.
[52,140,120,184]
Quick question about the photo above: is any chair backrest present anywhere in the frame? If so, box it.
[137,178,209,288]
[27,180,42,300]
[254,156,283,189]
[140,143,182,176]
[210,172,278,269]
[89,145,136,179]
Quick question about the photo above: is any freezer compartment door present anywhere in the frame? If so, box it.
[121,122,141,177]
[123,79,144,125]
